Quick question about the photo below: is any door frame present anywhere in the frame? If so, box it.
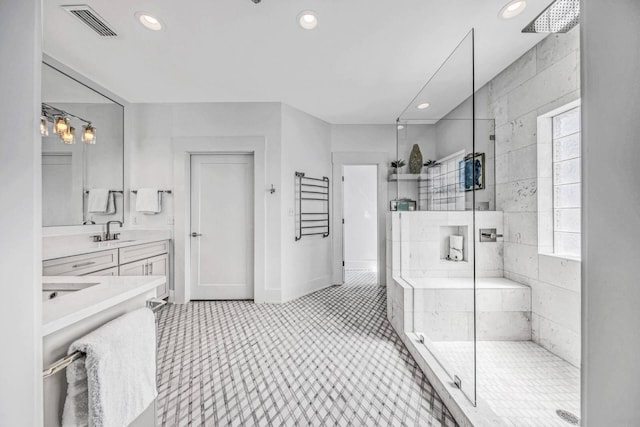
[173,137,266,304]
[331,152,388,286]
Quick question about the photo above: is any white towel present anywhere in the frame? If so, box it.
[87,189,110,213]
[449,235,463,250]
[135,188,162,214]
[105,192,116,215]
[62,308,157,427]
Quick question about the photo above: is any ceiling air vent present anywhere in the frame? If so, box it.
[62,5,118,37]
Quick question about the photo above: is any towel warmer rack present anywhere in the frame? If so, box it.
[295,172,330,241]
[42,299,168,379]
[131,189,172,194]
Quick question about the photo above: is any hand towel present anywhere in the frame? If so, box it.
[449,235,464,261]
[449,235,463,250]
[62,308,157,427]
[87,189,110,213]
[135,188,162,214]
[105,192,116,215]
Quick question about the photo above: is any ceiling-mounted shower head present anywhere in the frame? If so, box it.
[522,0,580,33]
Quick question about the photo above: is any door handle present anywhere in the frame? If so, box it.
[191,232,202,237]
[149,262,153,275]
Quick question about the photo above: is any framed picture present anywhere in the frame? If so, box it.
[459,152,485,192]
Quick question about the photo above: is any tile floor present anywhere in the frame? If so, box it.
[155,272,457,426]
[432,341,580,427]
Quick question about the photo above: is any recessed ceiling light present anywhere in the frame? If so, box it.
[417,103,430,110]
[297,11,318,30]
[135,12,163,31]
[499,0,527,19]
[397,125,405,130]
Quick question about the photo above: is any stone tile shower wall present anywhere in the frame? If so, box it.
[488,28,581,367]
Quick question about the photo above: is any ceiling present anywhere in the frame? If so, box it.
[43,0,548,124]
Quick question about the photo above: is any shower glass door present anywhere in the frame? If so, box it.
[395,30,479,404]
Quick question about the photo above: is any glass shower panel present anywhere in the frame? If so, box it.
[395,30,479,404]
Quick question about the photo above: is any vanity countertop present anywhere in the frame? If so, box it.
[43,237,169,261]
[42,275,165,336]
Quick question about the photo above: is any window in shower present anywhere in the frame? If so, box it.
[537,100,581,259]
[552,106,581,258]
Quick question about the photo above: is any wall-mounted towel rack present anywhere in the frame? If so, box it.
[42,299,167,379]
[295,172,330,241]
[131,189,172,194]
[83,190,123,194]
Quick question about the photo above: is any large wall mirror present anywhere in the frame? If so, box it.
[41,62,124,226]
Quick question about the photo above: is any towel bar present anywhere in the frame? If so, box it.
[131,189,172,194]
[42,299,168,379]
[83,190,123,194]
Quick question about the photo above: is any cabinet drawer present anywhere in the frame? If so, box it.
[43,249,118,276]
[119,240,169,264]
[84,267,119,277]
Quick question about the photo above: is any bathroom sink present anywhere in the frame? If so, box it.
[96,239,137,247]
[42,282,100,302]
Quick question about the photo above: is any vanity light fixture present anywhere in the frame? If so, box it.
[417,102,430,110]
[499,0,527,19]
[61,126,76,144]
[82,123,96,144]
[42,103,97,145]
[135,12,164,31]
[40,116,49,136]
[298,11,318,30]
[54,115,69,134]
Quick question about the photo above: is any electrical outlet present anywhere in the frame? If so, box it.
[167,216,175,225]
[132,216,138,225]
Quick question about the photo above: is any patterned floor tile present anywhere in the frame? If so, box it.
[155,276,457,426]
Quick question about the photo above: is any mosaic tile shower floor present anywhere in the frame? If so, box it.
[155,279,457,426]
[433,341,580,427]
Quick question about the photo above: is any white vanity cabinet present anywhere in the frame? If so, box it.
[43,249,118,276]
[119,242,170,299]
[42,240,171,299]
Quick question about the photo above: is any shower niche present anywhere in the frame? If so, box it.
[440,226,467,262]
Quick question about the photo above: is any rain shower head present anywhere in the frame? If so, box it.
[522,0,580,33]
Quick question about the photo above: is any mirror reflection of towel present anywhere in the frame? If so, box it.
[87,189,116,214]
[105,192,116,214]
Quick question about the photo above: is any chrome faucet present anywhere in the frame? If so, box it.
[105,220,123,241]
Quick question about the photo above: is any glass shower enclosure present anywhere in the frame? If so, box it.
[392,30,496,405]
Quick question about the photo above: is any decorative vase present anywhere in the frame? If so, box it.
[409,144,423,174]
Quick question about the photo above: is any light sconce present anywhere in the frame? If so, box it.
[40,116,49,136]
[82,123,96,144]
[61,126,76,144]
[54,116,70,134]
[42,103,97,145]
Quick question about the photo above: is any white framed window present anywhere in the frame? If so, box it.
[537,100,581,260]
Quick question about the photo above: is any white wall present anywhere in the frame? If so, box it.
[281,104,332,301]
[581,1,640,425]
[0,0,43,425]
[129,102,283,301]
[343,165,378,270]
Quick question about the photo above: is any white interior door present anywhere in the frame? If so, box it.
[190,154,254,300]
